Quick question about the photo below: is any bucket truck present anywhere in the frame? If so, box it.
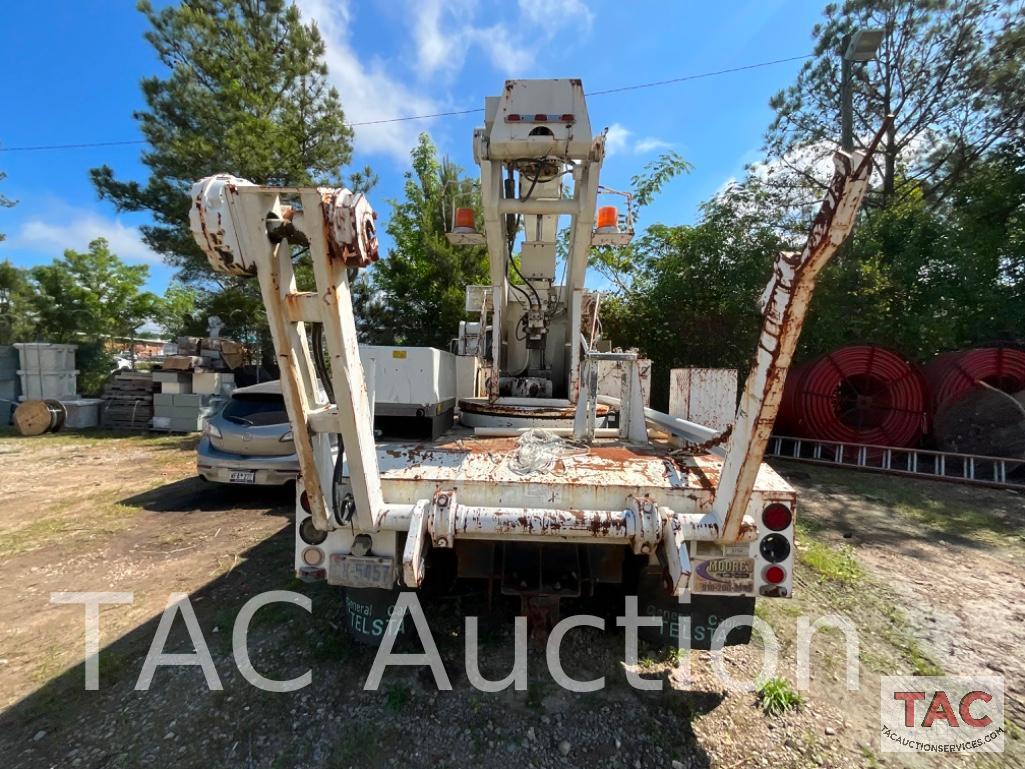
[188,79,885,647]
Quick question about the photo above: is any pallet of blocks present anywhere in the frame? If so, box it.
[101,371,157,430]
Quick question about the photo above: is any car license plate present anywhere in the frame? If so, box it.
[328,554,396,589]
[228,470,257,484]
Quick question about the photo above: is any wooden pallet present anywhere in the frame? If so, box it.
[102,372,157,430]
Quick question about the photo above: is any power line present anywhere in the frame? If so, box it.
[585,54,813,96]
[0,54,813,153]
[349,106,484,126]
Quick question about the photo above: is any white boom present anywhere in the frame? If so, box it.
[187,76,887,611]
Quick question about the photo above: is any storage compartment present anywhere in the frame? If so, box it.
[358,346,456,439]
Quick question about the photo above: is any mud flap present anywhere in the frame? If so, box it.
[636,568,755,650]
[343,586,408,647]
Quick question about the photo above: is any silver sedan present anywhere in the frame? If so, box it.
[196,381,299,485]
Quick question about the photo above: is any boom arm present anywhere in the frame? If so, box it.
[190,177,382,532]
[712,118,892,541]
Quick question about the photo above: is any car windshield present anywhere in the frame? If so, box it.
[221,393,289,426]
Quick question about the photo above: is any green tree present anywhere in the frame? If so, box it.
[801,154,1025,359]
[586,151,692,292]
[762,0,1022,216]
[0,260,30,345]
[603,193,786,409]
[91,0,356,282]
[152,282,200,339]
[27,239,160,343]
[368,133,489,348]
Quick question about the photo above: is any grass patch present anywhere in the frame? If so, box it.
[756,675,803,716]
[796,523,863,586]
[780,460,1023,548]
[31,644,67,686]
[0,500,141,558]
[876,602,943,677]
[795,521,943,678]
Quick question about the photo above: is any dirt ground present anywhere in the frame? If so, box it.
[0,429,1022,769]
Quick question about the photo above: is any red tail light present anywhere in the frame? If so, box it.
[560,113,574,122]
[300,490,311,513]
[764,565,786,584]
[534,113,547,122]
[506,113,521,122]
[762,503,793,531]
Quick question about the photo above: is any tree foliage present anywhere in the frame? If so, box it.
[91,0,355,281]
[802,154,1025,358]
[25,239,160,343]
[760,0,1023,222]
[364,133,489,349]
[0,260,30,345]
[602,194,785,408]
[587,151,692,291]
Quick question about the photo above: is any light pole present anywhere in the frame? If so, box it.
[841,28,883,151]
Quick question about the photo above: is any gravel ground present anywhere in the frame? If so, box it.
[0,431,1022,768]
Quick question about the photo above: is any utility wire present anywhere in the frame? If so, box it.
[0,54,813,153]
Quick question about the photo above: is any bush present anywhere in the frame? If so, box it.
[75,340,118,397]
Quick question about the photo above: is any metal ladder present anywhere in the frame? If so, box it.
[766,435,1025,490]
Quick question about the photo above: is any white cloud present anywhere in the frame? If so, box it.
[466,24,534,74]
[408,0,535,79]
[296,0,444,161]
[604,123,632,155]
[412,0,469,75]
[296,0,597,161]
[634,137,672,154]
[517,0,593,31]
[604,124,672,156]
[13,209,160,265]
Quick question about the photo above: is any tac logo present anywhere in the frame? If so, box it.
[880,676,1005,753]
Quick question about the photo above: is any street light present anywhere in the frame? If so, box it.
[841,28,883,151]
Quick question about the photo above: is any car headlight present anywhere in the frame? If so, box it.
[203,420,222,439]
[280,430,293,442]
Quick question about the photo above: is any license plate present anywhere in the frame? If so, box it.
[228,470,257,484]
[328,554,396,589]
[691,557,755,594]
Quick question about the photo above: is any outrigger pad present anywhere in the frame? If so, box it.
[639,592,756,651]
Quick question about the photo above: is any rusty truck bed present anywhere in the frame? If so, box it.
[360,427,796,512]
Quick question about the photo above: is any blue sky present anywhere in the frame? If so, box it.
[0,0,827,295]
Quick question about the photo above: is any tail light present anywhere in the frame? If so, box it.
[301,547,325,566]
[764,565,786,584]
[762,503,793,531]
[759,533,791,563]
[299,517,327,545]
[300,489,311,513]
